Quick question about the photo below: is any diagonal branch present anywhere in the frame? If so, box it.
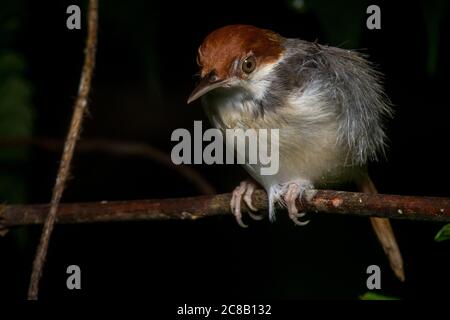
[27,0,98,300]
[1,190,449,228]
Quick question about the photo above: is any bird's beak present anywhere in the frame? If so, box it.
[187,73,228,104]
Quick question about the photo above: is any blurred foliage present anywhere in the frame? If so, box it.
[359,292,400,300]
[0,0,24,48]
[301,0,370,48]
[288,0,445,75]
[0,53,34,162]
[423,0,448,76]
[0,0,33,253]
[435,224,450,242]
[0,0,34,204]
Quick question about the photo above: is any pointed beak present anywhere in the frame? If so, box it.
[187,72,227,104]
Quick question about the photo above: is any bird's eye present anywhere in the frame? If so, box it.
[242,56,256,74]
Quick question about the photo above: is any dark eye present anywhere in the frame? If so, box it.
[242,56,256,74]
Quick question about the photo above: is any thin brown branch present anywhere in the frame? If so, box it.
[0,137,216,195]
[1,190,449,228]
[27,0,98,300]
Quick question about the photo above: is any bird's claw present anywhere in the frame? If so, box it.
[289,213,310,226]
[243,182,264,220]
[290,211,306,218]
[230,180,264,227]
[247,211,264,221]
[283,183,310,226]
[230,182,248,228]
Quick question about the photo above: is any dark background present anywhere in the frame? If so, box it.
[0,0,449,300]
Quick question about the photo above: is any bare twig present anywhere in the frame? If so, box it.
[0,137,215,195]
[27,0,98,300]
[1,190,449,228]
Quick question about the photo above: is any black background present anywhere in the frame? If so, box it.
[0,0,449,301]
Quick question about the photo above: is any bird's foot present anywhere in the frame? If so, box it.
[282,183,310,226]
[230,180,264,228]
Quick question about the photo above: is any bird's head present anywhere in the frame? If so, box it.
[187,25,284,104]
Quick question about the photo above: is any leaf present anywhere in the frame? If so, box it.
[359,292,400,300]
[435,224,450,242]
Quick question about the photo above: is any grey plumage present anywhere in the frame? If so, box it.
[262,38,393,166]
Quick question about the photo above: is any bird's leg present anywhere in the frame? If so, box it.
[283,183,309,226]
[230,180,264,228]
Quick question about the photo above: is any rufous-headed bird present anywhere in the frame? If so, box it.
[188,25,404,281]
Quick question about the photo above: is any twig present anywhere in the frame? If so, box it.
[27,0,98,300]
[0,137,216,195]
[1,190,449,227]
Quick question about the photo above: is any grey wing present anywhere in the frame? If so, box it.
[317,45,393,165]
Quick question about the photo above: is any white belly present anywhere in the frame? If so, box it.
[202,85,348,191]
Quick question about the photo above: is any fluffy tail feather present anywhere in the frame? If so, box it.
[357,175,405,282]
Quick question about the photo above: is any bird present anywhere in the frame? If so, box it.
[187,24,404,281]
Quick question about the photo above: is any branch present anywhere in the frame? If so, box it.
[27,0,98,300]
[2,190,449,227]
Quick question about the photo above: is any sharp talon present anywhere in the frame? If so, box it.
[243,182,264,220]
[243,194,257,211]
[230,185,243,212]
[233,200,248,227]
[283,183,310,226]
[291,217,310,226]
[248,211,264,221]
[291,211,306,218]
[235,215,248,228]
[229,180,264,226]
[230,183,249,227]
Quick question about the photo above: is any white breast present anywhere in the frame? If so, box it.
[202,68,347,192]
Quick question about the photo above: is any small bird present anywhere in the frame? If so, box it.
[188,25,404,281]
